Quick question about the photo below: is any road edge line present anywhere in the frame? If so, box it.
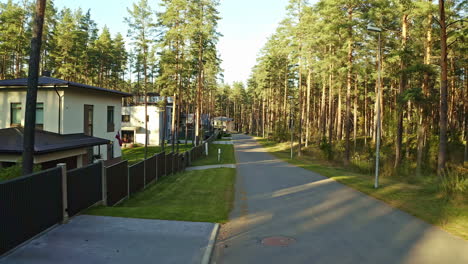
[201,223,220,264]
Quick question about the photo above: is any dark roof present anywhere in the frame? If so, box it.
[0,76,131,97]
[0,127,110,155]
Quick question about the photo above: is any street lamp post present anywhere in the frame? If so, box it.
[367,24,382,189]
[288,95,294,159]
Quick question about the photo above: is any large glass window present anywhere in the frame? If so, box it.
[36,102,44,129]
[107,106,115,132]
[10,103,22,126]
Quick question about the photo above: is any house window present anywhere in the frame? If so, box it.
[36,103,44,130]
[10,103,22,126]
[122,115,130,122]
[107,106,115,132]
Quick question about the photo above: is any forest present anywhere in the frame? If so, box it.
[0,0,221,144]
[217,0,467,192]
[1,0,467,191]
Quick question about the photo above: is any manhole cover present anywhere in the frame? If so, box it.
[261,236,296,246]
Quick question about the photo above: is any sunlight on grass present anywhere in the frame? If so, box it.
[86,168,236,223]
[190,144,236,166]
[256,137,468,240]
[122,144,194,165]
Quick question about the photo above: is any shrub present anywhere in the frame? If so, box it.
[439,166,468,199]
[319,137,333,160]
[0,161,41,182]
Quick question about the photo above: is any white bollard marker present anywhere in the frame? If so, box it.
[218,148,221,162]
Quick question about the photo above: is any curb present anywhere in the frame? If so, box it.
[187,164,236,171]
[201,223,220,264]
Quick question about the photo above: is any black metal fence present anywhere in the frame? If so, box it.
[129,161,145,195]
[0,168,63,255]
[166,152,173,176]
[145,155,157,184]
[106,160,128,206]
[0,131,220,257]
[156,152,165,178]
[67,163,102,217]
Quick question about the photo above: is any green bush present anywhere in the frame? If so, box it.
[319,137,333,160]
[0,161,41,182]
[439,166,468,199]
[0,164,23,181]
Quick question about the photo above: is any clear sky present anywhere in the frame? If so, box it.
[54,0,290,84]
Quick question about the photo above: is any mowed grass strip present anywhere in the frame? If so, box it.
[190,144,236,166]
[123,144,193,165]
[86,168,236,223]
[256,137,468,240]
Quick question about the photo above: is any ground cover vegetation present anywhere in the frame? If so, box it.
[86,167,236,223]
[190,143,236,166]
[122,144,194,165]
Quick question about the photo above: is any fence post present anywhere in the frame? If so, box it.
[57,163,69,224]
[127,166,130,199]
[143,159,146,189]
[98,159,107,206]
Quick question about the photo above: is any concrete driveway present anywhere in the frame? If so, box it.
[212,134,468,264]
[0,215,216,264]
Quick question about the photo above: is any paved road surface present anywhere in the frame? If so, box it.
[212,134,468,264]
[1,215,216,264]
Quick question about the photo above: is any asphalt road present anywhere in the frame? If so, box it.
[212,134,468,264]
[0,215,215,264]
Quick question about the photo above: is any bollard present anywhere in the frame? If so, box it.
[57,163,69,224]
[218,148,221,162]
[205,142,209,156]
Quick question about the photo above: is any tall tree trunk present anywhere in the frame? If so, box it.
[353,75,358,152]
[364,77,368,146]
[328,63,334,145]
[305,69,311,147]
[438,0,448,175]
[144,50,149,159]
[321,74,327,139]
[345,8,353,164]
[298,64,303,156]
[395,13,409,169]
[22,0,46,175]
[417,9,432,175]
[195,41,203,145]
[337,86,342,141]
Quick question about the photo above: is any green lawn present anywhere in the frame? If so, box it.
[122,144,193,165]
[256,137,468,240]
[86,168,236,223]
[190,144,236,166]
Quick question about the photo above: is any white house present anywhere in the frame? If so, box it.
[121,93,173,146]
[0,76,131,168]
[213,116,234,132]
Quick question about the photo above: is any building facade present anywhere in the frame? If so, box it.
[0,77,130,168]
[121,93,173,146]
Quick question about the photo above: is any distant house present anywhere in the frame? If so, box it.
[0,76,131,168]
[121,93,173,146]
[213,117,234,132]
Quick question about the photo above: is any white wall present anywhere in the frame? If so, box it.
[63,88,123,159]
[0,88,62,132]
[0,87,125,160]
[122,105,172,146]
